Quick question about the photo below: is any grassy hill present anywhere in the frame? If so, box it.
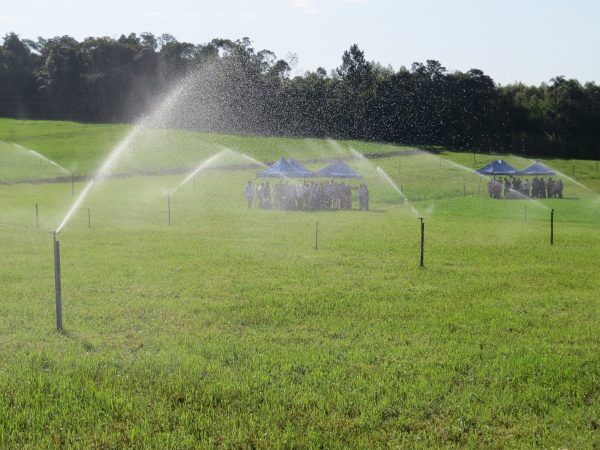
[1,118,598,189]
[0,118,599,448]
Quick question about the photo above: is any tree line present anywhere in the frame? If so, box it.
[1,32,598,159]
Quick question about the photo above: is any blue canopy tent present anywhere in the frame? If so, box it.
[287,159,313,178]
[257,157,313,178]
[257,157,294,177]
[476,159,518,176]
[519,161,556,176]
[314,160,363,179]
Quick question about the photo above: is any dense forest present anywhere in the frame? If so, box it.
[1,32,598,159]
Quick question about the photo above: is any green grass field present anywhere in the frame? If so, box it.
[1,118,599,448]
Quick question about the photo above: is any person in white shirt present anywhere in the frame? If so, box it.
[244,181,254,209]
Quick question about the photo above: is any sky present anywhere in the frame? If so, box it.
[1,0,599,85]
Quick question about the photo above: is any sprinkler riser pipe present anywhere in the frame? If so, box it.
[550,209,554,245]
[168,196,171,225]
[419,218,425,268]
[35,204,39,229]
[53,234,63,332]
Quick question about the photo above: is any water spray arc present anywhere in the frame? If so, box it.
[54,75,193,234]
[169,149,229,196]
[165,149,230,226]
[347,146,421,214]
[165,146,262,226]
[375,166,421,217]
[13,143,76,195]
[13,143,72,176]
[238,152,267,168]
[55,127,141,234]
[364,160,426,266]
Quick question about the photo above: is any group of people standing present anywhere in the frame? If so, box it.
[487,176,564,199]
[244,180,368,211]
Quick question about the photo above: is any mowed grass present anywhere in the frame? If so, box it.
[0,119,599,448]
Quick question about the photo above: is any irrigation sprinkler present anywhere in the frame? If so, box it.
[52,232,63,332]
[35,203,39,229]
[551,209,555,241]
[167,195,172,225]
[315,221,319,250]
[419,218,425,268]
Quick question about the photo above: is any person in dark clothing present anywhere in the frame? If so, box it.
[359,184,365,210]
[557,179,564,198]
